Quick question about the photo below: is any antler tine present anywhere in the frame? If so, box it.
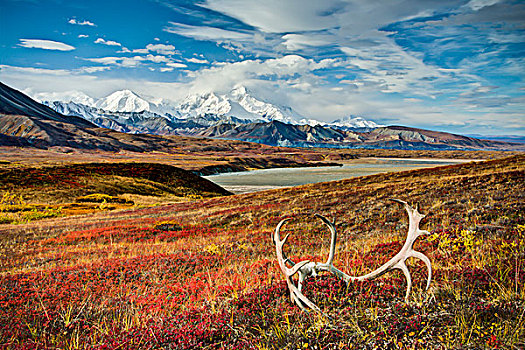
[394,261,412,302]
[391,199,432,300]
[311,214,352,283]
[274,218,328,316]
[390,198,425,234]
[350,199,432,301]
[393,199,432,292]
[274,218,308,277]
[410,251,432,291]
[315,214,337,266]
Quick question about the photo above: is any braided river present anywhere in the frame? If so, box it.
[203,158,472,194]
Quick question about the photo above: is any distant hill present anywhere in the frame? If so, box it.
[466,134,525,144]
[0,162,232,205]
[197,120,524,151]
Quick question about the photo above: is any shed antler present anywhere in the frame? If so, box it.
[273,199,433,315]
[273,219,324,315]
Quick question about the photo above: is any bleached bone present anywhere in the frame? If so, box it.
[273,199,432,315]
[273,219,326,316]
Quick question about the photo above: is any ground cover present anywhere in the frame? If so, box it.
[0,155,523,349]
[0,144,519,171]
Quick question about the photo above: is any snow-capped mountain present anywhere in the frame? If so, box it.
[178,91,263,122]
[40,87,383,131]
[44,100,172,124]
[94,90,150,113]
[178,86,302,124]
[300,115,383,130]
[40,86,385,146]
[229,86,301,124]
[329,116,384,130]
[33,90,95,106]
[86,90,177,117]
[178,92,233,117]
[43,101,101,122]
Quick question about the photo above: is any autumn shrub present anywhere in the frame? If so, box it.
[76,193,133,204]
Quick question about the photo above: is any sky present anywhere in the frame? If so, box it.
[0,0,524,135]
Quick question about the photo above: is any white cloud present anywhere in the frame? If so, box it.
[0,64,110,76]
[144,54,171,64]
[78,34,89,38]
[84,54,182,68]
[187,57,209,64]
[123,43,179,55]
[68,18,96,26]
[203,0,345,33]
[167,62,188,68]
[186,55,342,95]
[31,90,96,104]
[164,22,252,41]
[18,39,75,51]
[281,33,331,51]
[146,44,177,55]
[339,41,451,96]
[79,66,112,73]
[84,57,120,65]
[466,0,501,11]
[94,38,122,46]
[0,65,71,76]
[160,67,174,72]
[84,56,144,67]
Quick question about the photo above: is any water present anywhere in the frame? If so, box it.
[203,158,465,194]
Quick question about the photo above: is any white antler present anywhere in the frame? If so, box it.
[273,219,326,315]
[273,199,433,315]
[348,199,432,301]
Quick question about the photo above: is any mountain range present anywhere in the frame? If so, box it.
[40,85,382,129]
[1,81,523,152]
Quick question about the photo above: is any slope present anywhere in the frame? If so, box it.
[0,162,232,221]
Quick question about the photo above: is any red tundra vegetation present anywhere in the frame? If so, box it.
[0,155,523,349]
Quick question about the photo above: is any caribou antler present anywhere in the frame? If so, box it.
[273,199,433,315]
[273,219,326,315]
[349,199,432,301]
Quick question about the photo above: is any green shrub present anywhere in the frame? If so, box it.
[76,193,133,204]
[22,207,62,222]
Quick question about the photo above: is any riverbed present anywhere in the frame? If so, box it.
[203,158,470,194]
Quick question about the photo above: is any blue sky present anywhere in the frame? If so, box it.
[0,0,524,135]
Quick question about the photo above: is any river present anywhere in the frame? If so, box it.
[203,158,471,194]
